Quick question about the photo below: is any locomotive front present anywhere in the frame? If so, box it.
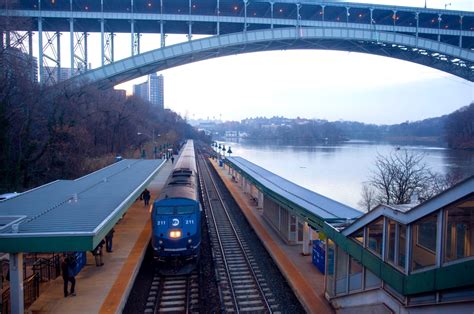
[151,198,201,261]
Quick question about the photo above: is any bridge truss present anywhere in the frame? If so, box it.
[1,0,473,85]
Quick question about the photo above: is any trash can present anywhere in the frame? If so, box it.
[312,240,325,274]
[71,251,87,276]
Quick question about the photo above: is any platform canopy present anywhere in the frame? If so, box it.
[0,159,164,253]
[226,157,362,226]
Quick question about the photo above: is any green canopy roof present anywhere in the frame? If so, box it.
[0,159,164,253]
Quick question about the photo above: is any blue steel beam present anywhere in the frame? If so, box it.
[66,27,474,88]
[2,1,473,82]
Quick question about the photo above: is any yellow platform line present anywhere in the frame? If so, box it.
[210,159,334,314]
[99,218,151,314]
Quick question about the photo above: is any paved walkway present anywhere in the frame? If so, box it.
[210,159,334,314]
[28,159,174,314]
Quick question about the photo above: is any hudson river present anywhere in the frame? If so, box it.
[219,140,474,211]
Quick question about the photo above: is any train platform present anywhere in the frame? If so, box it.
[27,159,175,314]
[210,159,334,314]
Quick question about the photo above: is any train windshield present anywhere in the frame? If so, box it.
[175,206,195,214]
[156,206,174,214]
[155,206,195,215]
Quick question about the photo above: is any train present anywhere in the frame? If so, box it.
[150,140,201,270]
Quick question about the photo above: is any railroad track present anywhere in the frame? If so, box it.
[144,270,199,313]
[198,155,278,313]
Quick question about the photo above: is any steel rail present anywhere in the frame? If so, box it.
[199,155,273,313]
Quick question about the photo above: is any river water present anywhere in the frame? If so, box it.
[219,140,474,211]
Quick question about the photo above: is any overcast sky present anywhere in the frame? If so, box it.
[33,0,473,125]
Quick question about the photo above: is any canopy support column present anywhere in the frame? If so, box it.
[9,253,24,314]
[302,222,310,256]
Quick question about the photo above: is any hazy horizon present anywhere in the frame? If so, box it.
[191,99,472,126]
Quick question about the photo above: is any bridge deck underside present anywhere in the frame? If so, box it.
[84,33,473,89]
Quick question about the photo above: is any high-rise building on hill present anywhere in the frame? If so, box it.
[133,73,164,110]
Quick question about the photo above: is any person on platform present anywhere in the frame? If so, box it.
[105,228,115,253]
[91,240,105,266]
[171,156,175,164]
[142,188,151,206]
[61,254,77,297]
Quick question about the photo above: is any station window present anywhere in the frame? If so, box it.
[367,217,384,257]
[364,268,381,289]
[387,220,396,263]
[350,228,364,245]
[440,286,474,303]
[412,214,437,271]
[386,219,407,270]
[444,196,474,263]
[398,225,407,269]
[335,245,349,295]
[348,257,362,292]
[407,292,436,306]
[325,239,335,297]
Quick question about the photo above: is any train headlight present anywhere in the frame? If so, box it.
[188,239,192,244]
[158,240,163,245]
[169,230,182,239]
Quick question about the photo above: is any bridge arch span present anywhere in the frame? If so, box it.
[72,27,474,89]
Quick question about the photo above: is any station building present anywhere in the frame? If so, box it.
[223,155,474,313]
[326,177,474,313]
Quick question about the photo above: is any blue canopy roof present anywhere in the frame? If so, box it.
[0,159,165,252]
[227,157,362,221]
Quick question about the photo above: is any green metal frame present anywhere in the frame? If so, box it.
[225,158,474,296]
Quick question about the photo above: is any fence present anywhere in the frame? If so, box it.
[32,255,61,282]
[1,273,40,314]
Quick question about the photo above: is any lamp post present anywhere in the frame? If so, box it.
[137,130,160,159]
[227,146,232,157]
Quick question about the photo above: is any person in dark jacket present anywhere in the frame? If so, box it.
[105,228,115,253]
[142,188,151,206]
[61,255,76,297]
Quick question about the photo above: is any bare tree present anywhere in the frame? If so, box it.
[358,182,377,212]
[368,150,432,205]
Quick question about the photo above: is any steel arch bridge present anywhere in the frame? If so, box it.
[2,0,474,85]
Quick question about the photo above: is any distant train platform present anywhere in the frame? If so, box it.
[27,159,175,314]
[210,159,334,314]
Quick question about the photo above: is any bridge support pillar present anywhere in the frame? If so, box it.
[28,31,33,58]
[160,21,166,47]
[243,0,248,32]
[216,0,220,35]
[9,253,24,314]
[101,19,105,66]
[131,20,135,56]
[5,30,10,48]
[270,2,274,29]
[56,31,61,81]
[70,18,74,73]
[38,18,43,84]
[187,22,192,41]
[107,32,115,63]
